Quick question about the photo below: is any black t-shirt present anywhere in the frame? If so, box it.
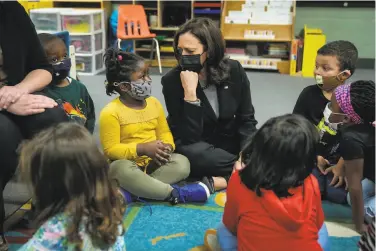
[317,118,341,163]
[293,85,329,125]
[340,124,375,182]
[293,85,340,161]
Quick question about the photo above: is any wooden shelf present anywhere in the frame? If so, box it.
[144,7,157,11]
[222,23,293,42]
[277,61,290,74]
[237,60,290,74]
[221,1,295,42]
[220,0,296,75]
[146,58,177,68]
[53,0,102,2]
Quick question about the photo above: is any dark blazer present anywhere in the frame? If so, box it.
[0,2,52,86]
[162,59,258,154]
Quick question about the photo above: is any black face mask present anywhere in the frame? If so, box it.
[52,58,71,84]
[179,53,204,73]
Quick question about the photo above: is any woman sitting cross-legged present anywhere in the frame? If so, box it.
[99,48,210,205]
[162,18,257,193]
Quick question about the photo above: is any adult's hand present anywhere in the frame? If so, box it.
[180,70,198,101]
[6,94,57,116]
[0,86,28,110]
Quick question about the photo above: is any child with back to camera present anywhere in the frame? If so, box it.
[18,123,126,250]
[38,33,96,133]
[99,48,210,204]
[293,40,358,204]
[205,114,330,251]
[327,80,375,234]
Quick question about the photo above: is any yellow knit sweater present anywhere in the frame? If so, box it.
[99,97,175,167]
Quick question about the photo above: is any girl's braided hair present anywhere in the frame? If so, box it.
[103,48,144,96]
[350,80,375,124]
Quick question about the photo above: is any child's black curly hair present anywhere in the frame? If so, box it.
[317,40,358,75]
[103,48,144,96]
[350,80,375,124]
[240,114,319,198]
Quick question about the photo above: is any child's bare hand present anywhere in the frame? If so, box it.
[356,223,368,235]
[138,141,170,165]
[232,161,245,173]
[162,143,173,153]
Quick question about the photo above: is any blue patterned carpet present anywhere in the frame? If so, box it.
[7,192,360,251]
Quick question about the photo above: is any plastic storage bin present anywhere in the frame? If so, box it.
[76,55,92,74]
[70,33,103,54]
[30,8,73,33]
[61,10,104,34]
[76,52,104,75]
[95,52,104,71]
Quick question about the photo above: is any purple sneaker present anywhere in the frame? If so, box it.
[119,188,134,204]
[170,182,210,205]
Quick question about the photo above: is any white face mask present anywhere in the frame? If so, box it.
[315,75,324,85]
[323,103,343,131]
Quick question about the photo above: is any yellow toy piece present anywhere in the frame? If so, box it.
[302,25,326,77]
[18,0,53,14]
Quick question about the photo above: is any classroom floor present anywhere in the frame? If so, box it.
[4,68,375,250]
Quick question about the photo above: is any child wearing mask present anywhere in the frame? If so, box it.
[18,123,126,250]
[99,48,210,204]
[205,114,329,251]
[327,80,375,234]
[293,40,358,204]
[38,33,95,133]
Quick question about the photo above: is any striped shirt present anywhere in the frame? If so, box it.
[359,219,375,251]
